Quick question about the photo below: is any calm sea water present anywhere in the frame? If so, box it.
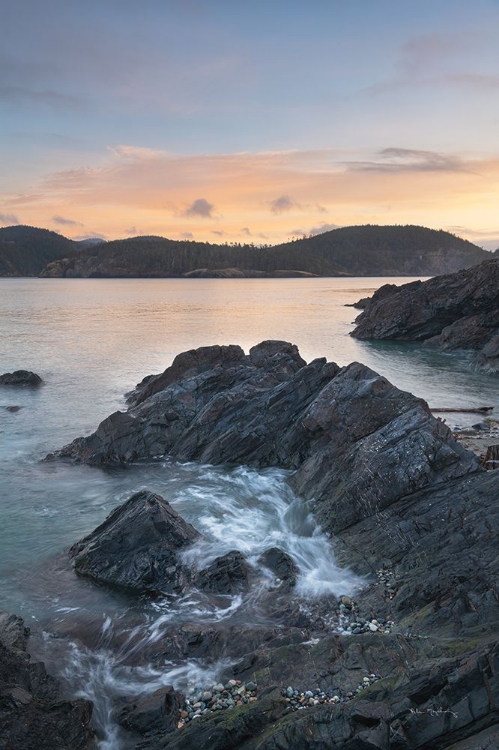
[1,277,497,747]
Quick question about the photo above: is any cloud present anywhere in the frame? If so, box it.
[308,222,340,236]
[184,198,215,218]
[0,85,81,110]
[74,232,106,241]
[124,226,137,235]
[0,212,20,224]
[52,215,83,226]
[269,195,298,214]
[181,231,194,239]
[241,227,252,236]
[211,230,227,236]
[346,148,465,174]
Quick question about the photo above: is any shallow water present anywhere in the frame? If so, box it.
[1,277,497,746]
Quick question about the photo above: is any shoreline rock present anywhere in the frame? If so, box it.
[0,370,42,386]
[351,258,499,372]
[38,340,499,749]
[0,610,94,750]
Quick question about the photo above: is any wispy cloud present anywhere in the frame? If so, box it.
[0,212,19,225]
[346,148,466,174]
[0,85,81,110]
[52,215,83,226]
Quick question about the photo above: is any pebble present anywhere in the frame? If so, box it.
[336,591,396,635]
[177,680,259,729]
[280,673,382,712]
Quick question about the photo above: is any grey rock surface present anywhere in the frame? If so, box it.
[351,258,499,371]
[69,490,201,594]
[0,610,94,750]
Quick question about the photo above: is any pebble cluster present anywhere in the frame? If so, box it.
[337,594,395,635]
[282,673,382,711]
[376,567,398,600]
[178,680,258,728]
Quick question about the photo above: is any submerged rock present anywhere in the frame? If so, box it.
[0,370,42,386]
[351,258,499,371]
[0,610,94,750]
[69,490,201,594]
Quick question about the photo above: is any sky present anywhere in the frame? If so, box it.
[1,0,499,248]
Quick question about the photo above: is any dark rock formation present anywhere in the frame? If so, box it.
[351,258,499,371]
[116,685,183,736]
[258,547,298,589]
[69,491,201,594]
[195,551,252,594]
[0,370,42,386]
[40,339,499,750]
[52,343,478,538]
[0,610,94,750]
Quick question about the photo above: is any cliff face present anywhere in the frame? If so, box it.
[352,258,499,372]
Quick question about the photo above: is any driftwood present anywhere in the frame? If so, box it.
[432,406,494,414]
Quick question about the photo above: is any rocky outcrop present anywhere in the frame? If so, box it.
[351,258,499,371]
[69,491,201,594]
[0,610,94,750]
[117,685,183,736]
[0,370,42,386]
[52,342,479,541]
[43,340,499,749]
[138,637,499,750]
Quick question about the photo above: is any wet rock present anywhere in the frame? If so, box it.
[257,547,298,589]
[351,258,499,371]
[69,490,201,594]
[51,343,479,540]
[117,685,183,735]
[0,370,42,386]
[195,551,252,594]
[0,610,94,750]
[5,405,21,412]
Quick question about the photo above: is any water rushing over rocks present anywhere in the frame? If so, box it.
[4,339,499,749]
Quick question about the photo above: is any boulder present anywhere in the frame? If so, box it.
[257,547,298,588]
[0,610,94,750]
[69,491,201,594]
[195,551,252,594]
[117,685,183,735]
[0,370,42,386]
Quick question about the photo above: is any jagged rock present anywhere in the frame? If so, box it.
[195,551,252,594]
[69,491,201,594]
[258,547,298,588]
[139,639,499,750]
[117,685,183,735]
[351,259,499,371]
[0,610,94,750]
[51,344,478,536]
[0,370,42,386]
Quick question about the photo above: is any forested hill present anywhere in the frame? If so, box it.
[1,224,490,277]
[0,225,79,276]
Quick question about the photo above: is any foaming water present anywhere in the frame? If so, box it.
[2,277,498,746]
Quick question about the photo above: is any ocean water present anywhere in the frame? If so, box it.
[1,277,497,746]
